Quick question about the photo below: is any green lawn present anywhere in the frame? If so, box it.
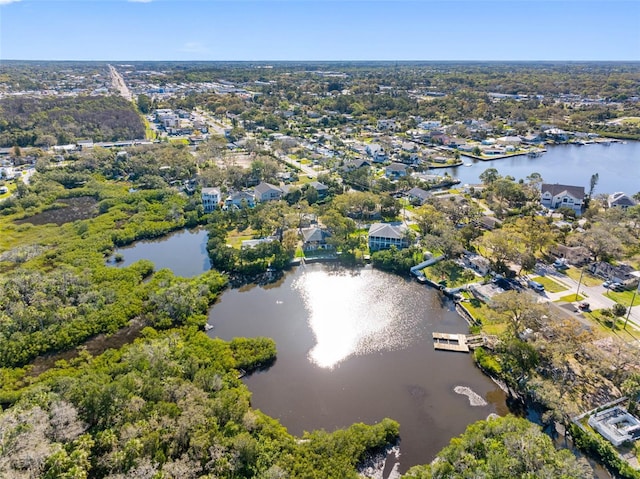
[605,289,640,307]
[530,275,569,293]
[425,260,478,288]
[562,267,602,287]
[556,293,585,303]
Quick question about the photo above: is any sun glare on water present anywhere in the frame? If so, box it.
[294,268,422,368]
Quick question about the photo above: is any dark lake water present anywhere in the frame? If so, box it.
[444,142,640,195]
[112,228,210,277]
[208,264,507,474]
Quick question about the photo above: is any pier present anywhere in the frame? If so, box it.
[432,333,485,353]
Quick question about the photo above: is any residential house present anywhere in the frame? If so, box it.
[377,119,398,131]
[307,181,329,199]
[608,192,637,210]
[463,254,491,276]
[385,163,408,179]
[366,144,388,163]
[225,191,255,209]
[588,262,639,289]
[406,187,431,205]
[301,227,332,251]
[254,182,283,202]
[540,183,585,214]
[201,187,221,213]
[342,159,371,172]
[550,244,591,266]
[242,237,276,249]
[368,222,410,251]
[479,216,502,230]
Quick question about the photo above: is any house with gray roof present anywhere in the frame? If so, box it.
[225,191,255,209]
[368,222,410,251]
[385,163,408,179]
[307,181,329,198]
[406,187,431,205]
[608,192,637,210]
[254,182,283,202]
[540,183,585,214]
[301,227,332,251]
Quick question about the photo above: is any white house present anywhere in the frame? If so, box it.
[540,183,585,214]
[225,191,255,209]
[608,192,637,210]
[201,187,221,212]
[368,222,410,251]
[366,144,388,163]
[254,182,283,202]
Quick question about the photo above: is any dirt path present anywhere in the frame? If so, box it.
[108,64,133,101]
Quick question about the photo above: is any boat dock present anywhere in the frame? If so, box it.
[432,333,485,353]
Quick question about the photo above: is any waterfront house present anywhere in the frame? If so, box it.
[254,182,283,202]
[301,227,332,251]
[608,192,637,210]
[201,187,221,212]
[368,222,410,251]
[540,183,585,214]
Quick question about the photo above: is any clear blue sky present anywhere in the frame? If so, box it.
[1,0,639,61]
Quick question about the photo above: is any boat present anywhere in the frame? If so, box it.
[204,323,214,331]
[464,163,473,167]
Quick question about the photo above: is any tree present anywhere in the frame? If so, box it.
[479,167,499,185]
[404,416,593,479]
[488,290,549,337]
[137,94,152,114]
[571,226,624,262]
[589,172,599,197]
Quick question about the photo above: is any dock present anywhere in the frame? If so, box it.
[432,333,485,353]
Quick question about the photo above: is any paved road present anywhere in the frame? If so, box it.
[532,264,640,332]
[108,65,132,101]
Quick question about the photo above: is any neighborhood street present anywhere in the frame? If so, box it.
[533,264,640,333]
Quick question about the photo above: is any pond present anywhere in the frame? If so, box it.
[110,228,210,278]
[208,263,507,474]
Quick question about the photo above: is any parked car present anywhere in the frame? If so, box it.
[602,280,613,288]
[553,259,568,270]
[527,279,545,293]
[611,282,625,292]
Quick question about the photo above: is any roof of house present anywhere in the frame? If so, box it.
[301,227,331,243]
[609,192,637,207]
[254,182,282,195]
[202,187,221,195]
[368,222,408,239]
[308,181,328,191]
[541,183,585,199]
[407,187,430,201]
[386,163,408,172]
[228,191,254,201]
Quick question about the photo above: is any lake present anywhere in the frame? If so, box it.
[208,264,507,474]
[111,228,211,277]
[443,141,640,195]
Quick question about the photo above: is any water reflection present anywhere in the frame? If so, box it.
[295,268,423,368]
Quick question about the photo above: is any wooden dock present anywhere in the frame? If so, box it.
[432,333,485,353]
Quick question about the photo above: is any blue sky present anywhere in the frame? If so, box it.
[1,0,639,61]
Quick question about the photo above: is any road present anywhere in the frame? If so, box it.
[108,64,133,101]
[532,264,640,332]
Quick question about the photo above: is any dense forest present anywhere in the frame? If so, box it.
[0,96,145,147]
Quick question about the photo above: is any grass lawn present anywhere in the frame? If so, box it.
[425,260,477,288]
[584,310,628,334]
[556,293,585,302]
[562,267,602,287]
[605,289,640,307]
[530,275,569,293]
[226,228,257,248]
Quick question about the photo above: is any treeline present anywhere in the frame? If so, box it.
[0,95,145,147]
[0,327,399,478]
